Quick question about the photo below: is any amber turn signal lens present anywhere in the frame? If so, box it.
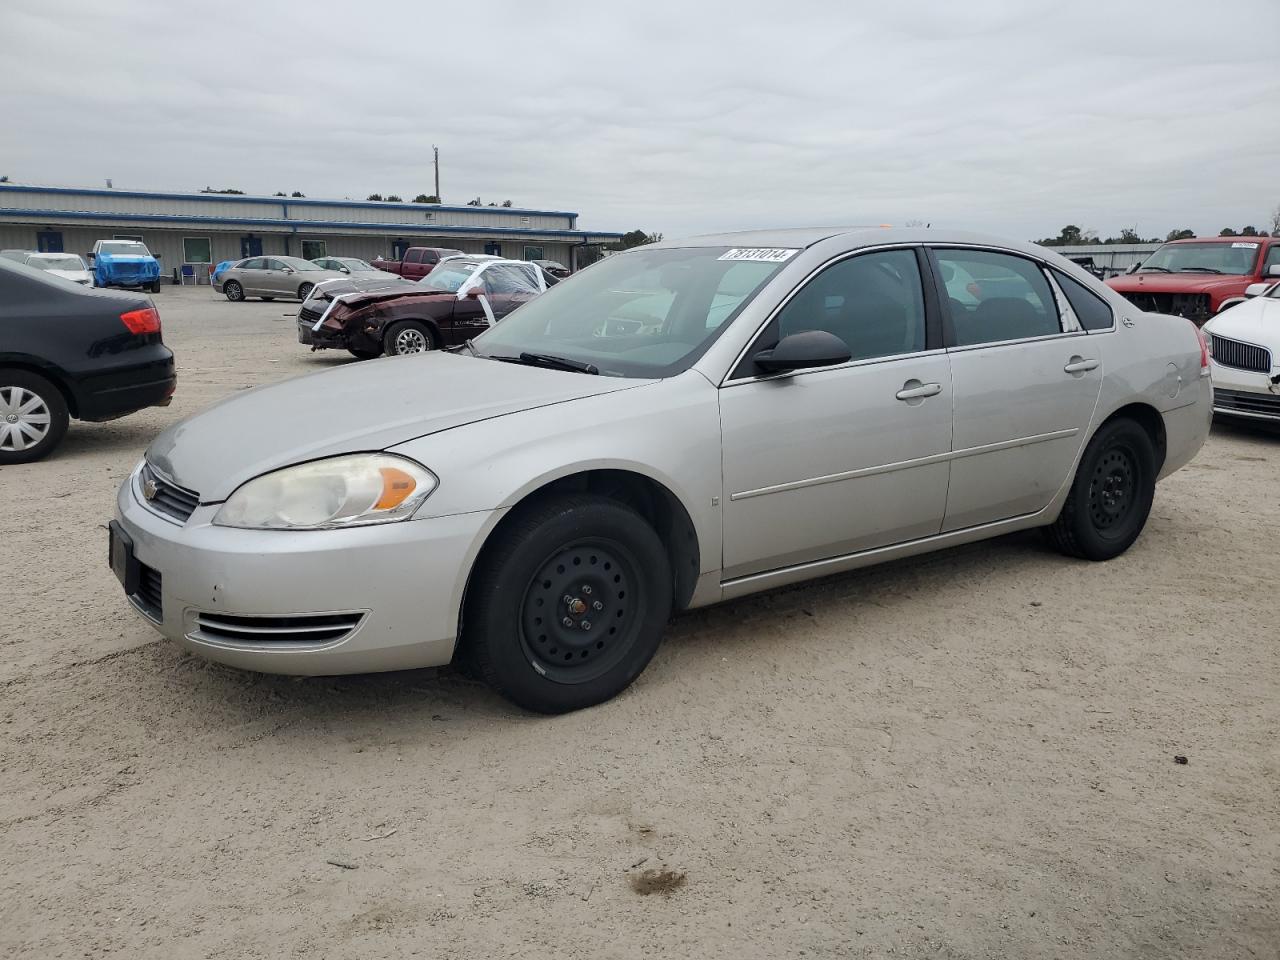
[375,467,418,510]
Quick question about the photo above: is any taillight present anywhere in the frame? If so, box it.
[1194,323,1210,373]
[120,307,161,336]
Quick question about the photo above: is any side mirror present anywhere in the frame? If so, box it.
[1244,282,1271,298]
[752,330,852,374]
[1268,263,1280,277]
[153,253,161,260]
[1125,263,1142,274]
[340,266,350,274]
[283,267,295,274]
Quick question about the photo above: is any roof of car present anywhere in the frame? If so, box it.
[649,226,1053,258]
[1168,235,1274,244]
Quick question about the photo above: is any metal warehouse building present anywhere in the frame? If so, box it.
[0,184,624,282]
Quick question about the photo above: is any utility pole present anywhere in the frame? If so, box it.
[432,145,440,202]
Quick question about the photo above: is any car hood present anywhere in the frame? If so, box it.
[334,288,455,311]
[47,269,91,282]
[146,352,652,501]
[1107,273,1249,295]
[1204,297,1280,348]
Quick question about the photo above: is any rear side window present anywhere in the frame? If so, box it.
[935,249,1060,346]
[1054,270,1114,331]
[240,258,264,270]
[422,251,439,264]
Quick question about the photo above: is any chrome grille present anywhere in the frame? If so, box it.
[139,463,200,523]
[298,304,324,324]
[190,611,365,647]
[1210,335,1272,374]
[133,563,162,622]
[1214,388,1280,420]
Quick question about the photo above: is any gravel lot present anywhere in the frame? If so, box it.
[2,286,1277,959]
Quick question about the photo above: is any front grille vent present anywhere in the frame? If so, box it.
[190,612,365,647]
[1214,388,1280,419]
[139,463,200,523]
[299,304,324,324]
[133,563,162,622]
[1210,335,1272,374]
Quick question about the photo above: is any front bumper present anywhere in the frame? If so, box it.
[1210,362,1280,421]
[114,466,497,675]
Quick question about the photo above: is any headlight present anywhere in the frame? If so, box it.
[213,454,437,529]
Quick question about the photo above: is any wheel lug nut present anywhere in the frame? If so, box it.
[563,595,574,605]
[562,617,574,628]
[581,585,592,595]
[592,601,603,611]
[580,620,592,631]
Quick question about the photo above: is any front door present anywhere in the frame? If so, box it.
[261,258,292,296]
[719,247,954,580]
[240,236,263,259]
[36,231,63,253]
[931,247,1104,531]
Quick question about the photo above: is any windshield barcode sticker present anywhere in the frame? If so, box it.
[1231,242,1259,248]
[718,248,799,263]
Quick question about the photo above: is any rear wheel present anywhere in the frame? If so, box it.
[224,280,244,302]
[0,370,70,465]
[383,320,434,356]
[296,282,315,302]
[462,495,672,713]
[1044,417,1156,561]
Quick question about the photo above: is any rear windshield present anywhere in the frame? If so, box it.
[31,255,85,271]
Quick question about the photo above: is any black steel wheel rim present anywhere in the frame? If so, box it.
[1088,444,1139,535]
[518,538,643,684]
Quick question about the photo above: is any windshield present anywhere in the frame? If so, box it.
[420,260,480,292]
[473,246,791,378]
[98,241,150,257]
[340,258,375,271]
[31,255,85,271]
[1140,242,1260,275]
[282,257,323,271]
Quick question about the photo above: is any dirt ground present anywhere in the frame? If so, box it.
[2,286,1277,959]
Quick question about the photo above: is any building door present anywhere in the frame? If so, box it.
[240,236,263,258]
[36,231,64,253]
[484,241,502,256]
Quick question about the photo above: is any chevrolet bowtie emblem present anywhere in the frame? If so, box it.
[142,477,158,500]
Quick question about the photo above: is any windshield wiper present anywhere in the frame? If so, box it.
[489,352,599,375]
[446,338,479,355]
[1138,266,1172,273]
[1177,267,1223,274]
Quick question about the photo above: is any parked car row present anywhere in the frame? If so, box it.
[1202,277,1280,423]
[1,250,95,285]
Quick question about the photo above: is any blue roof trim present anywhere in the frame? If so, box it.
[0,207,623,240]
[0,183,579,219]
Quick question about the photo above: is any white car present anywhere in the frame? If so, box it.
[21,252,94,286]
[1204,280,1280,422]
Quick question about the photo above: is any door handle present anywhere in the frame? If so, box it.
[1064,357,1099,374]
[895,380,943,401]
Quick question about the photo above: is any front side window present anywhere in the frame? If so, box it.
[474,245,790,378]
[936,249,1060,346]
[1263,244,1280,273]
[1139,241,1259,276]
[767,248,926,360]
[1053,270,1113,331]
[481,264,540,295]
[405,249,423,264]
[240,258,265,271]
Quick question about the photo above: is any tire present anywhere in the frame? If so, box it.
[383,320,435,356]
[0,370,70,465]
[224,280,244,302]
[149,280,162,293]
[296,283,314,302]
[347,347,381,360]
[1044,417,1157,561]
[463,495,673,714]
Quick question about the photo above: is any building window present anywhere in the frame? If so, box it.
[523,245,544,261]
[183,237,212,264]
[114,234,144,242]
[301,239,327,261]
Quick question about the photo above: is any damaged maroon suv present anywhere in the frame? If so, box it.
[297,257,547,358]
[1107,235,1280,326]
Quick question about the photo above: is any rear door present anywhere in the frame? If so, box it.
[932,247,1103,531]
[402,249,425,279]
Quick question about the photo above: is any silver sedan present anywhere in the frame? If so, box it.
[112,227,1211,713]
[214,256,347,302]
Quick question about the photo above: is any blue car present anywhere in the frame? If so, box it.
[92,239,162,292]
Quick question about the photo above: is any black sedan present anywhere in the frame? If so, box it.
[0,258,176,463]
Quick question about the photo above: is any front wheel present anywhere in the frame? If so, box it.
[383,320,434,356]
[224,280,244,302]
[462,495,673,713]
[296,282,314,302]
[149,280,162,293]
[1044,417,1157,561]
[0,370,70,464]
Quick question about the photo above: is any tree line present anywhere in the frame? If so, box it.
[1040,206,1280,246]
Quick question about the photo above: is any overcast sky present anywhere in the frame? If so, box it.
[3,1,1277,241]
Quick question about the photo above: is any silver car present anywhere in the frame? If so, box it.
[215,256,347,302]
[112,227,1211,713]
[311,256,384,278]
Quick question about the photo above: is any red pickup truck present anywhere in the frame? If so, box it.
[1107,235,1280,326]
[371,246,464,281]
